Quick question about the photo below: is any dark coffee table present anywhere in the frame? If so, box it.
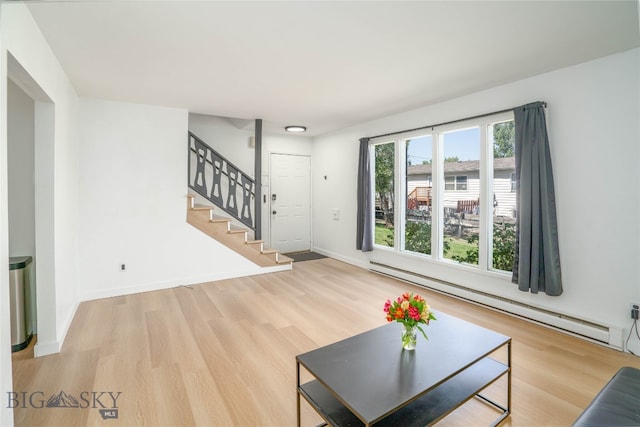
[296,311,511,426]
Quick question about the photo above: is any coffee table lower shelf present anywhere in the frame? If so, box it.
[299,357,509,427]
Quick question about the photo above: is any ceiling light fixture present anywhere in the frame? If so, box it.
[285,126,306,133]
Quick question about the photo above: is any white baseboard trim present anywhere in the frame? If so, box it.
[57,300,79,352]
[34,300,80,357]
[34,340,60,357]
[311,247,369,270]
[78,264,291,303]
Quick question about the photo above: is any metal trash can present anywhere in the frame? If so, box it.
[9,256,33,352]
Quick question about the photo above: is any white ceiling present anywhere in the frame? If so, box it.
[26,1,639,136]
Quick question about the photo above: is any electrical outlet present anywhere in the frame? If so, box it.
[632,304,639,320]
[120,264,126,272]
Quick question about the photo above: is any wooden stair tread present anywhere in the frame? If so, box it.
[276,255,294,264]
[209,213,231,223]
[191,205,212,211]
[210,218,230,224]
[228,228,246,234]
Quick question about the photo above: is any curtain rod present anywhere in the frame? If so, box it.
[366,101,547,140]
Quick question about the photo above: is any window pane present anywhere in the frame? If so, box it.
[456,176,468,191]
[444,176,454,191]
[374,142,395,247]
[491,121,516,272]
[442,128,480,265]
[405,136,432,255]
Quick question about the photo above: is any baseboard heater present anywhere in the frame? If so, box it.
[369,260,622,349]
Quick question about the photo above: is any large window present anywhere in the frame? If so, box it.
[372,113,516,275]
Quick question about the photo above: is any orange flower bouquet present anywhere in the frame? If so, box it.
[384,292,436,349]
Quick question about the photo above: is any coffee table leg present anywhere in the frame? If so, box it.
[296,362,301,427]
[507,340,512,415]
[474,340,511,426]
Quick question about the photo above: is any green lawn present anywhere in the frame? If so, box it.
[375,223,477,264]
[444,236,478,264]
[375,223,394,246]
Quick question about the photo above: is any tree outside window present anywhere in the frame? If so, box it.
[374,142,394,247]
[491,121,516,272]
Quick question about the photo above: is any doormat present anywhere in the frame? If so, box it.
[284,251,328,262]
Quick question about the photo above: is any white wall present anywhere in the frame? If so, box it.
[78,99,269,301]
[7,77,37,331]
[7,79,35,258]
[313,48,640,352]
[312,126,365,266]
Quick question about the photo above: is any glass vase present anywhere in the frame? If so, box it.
[401,324,417,350]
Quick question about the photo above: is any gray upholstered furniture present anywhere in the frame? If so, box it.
[572,366,640,427]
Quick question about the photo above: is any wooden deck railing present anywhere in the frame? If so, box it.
[407,186,431,209]
[457,199,479,214]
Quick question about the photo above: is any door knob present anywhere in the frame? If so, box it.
[272,210,277,215]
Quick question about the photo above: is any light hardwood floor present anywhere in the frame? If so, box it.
[11,258,640,426]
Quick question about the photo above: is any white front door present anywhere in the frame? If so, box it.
[269,153,311,253]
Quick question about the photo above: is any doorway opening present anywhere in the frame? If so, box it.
[7,52,56,357]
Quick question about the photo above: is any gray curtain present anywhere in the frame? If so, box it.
[356,138,373,251]
[512,102,562,295]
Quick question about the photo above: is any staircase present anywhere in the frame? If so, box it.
[186,194,293,268]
